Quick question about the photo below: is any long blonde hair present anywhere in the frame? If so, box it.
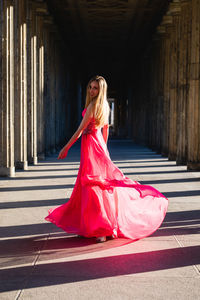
[85,75,110,127]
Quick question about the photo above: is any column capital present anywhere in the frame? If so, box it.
[161,15,173,27]
[35,3,48,15]
[168,2,181,16]
[180,0,191,3]
[156,25,166,35]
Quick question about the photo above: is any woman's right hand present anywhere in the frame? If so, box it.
[57,146,69,159]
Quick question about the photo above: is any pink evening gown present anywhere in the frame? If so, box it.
[45,108,168,240]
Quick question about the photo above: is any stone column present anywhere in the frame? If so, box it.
[0,1,2,166]
[157,16,173,155]
[187,0,200,170]
[176,0,192,165]
[49,30,56,153]
[157,24,170,157]
[147,36,165,152]
[151,40,160,151]
[156,38,166,153]
[14,0,28,170]
[55,42,60,150]
[43,17,57,154]
[168,1,181,161]
[0,1,15,177]
[36,13,45,160]
[27,2,38,164]
[38,38,45,159]
[43,23,50,155]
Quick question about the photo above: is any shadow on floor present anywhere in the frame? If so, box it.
[0,210,199,239]
[140,177,200,185]
[0,184,74,192]
[0,198,68,209]
[0,244,199,292]
[0,234,132,269]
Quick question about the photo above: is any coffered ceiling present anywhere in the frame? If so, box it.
[46,0,171,86]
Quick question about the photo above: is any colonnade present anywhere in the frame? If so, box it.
[130,0,200,170]
[1,0,200,176]
[0,0,82,177]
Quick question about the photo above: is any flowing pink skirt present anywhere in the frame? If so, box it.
[45,122,168,240]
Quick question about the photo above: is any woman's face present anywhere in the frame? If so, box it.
[89,81,99,99]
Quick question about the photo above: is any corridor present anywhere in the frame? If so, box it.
[1,0,200,177]
[0,140,200,299]
[1,0,200,298]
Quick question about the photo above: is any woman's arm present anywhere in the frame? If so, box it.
[58,104,93,159]
[102,123,109,144]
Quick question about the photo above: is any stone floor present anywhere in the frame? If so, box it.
[0,139,200,300]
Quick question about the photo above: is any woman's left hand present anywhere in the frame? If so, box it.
[58,146,69,159]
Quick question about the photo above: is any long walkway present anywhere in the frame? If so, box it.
[0,140,200,300]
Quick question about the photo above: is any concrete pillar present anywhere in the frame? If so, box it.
[0,1,2,166]
[187,0,200,170]
[0,1,15,177]
[147,37,163,152]
[145,34,163,152]
[55,43,60,150]
[43,18,57,154]
[176,0,192,165]
[155,17,171,156]
[14,0,28,170]
[43,24,51,155]
[149,42,158,151]
[37,14,45,160]
[49,30,56,153]
[27,3,38,165]
[168,1,181,161]
[158,25,171,157]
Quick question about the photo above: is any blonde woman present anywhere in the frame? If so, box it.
[45,75,168,243]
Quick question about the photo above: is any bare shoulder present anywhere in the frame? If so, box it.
[86,102,95,117]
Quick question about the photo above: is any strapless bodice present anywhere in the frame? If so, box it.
[82,108,100,135]
[83,119,99,135]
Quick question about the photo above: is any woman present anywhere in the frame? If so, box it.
[45,75,168,243]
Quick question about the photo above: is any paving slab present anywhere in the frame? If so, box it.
[0,140,200,300]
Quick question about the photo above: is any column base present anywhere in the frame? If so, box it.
[187,162,200,171]
[176,159,187,166]
[38,153,45,160]
[168,153,176,161]
[0,166,15,177]
[33,156,38,165]
[28,156,38,165]
[15,160,28,170]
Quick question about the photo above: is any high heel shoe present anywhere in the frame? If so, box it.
[96,236,106,243]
